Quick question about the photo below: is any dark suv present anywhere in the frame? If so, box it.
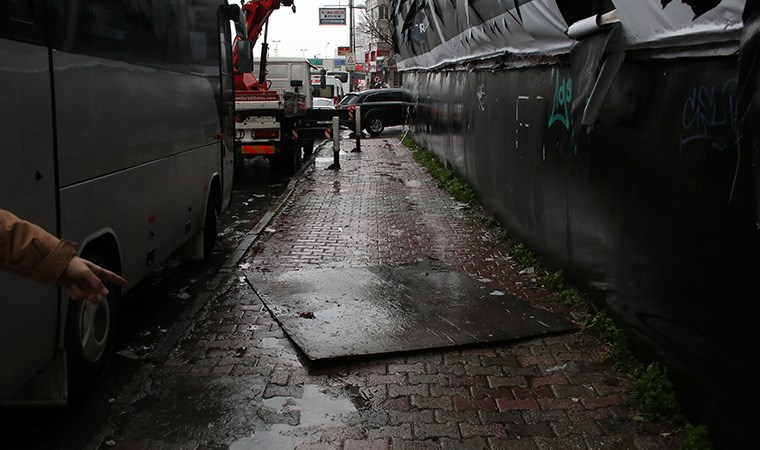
[337,88,412,136]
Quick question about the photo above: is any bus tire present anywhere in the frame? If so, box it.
[203,197,217,260]
[65,252,118,399]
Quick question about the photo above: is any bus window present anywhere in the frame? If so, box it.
[48,0,187,68]
[312,85,335,99]
[0,0,46,43]
[327,71,349,83]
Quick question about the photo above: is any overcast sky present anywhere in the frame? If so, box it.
[263,1,364,59]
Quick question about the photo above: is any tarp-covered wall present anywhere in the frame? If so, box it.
[393,0,747,70]
[393,0,760,447]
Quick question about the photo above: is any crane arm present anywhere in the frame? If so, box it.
[243,0,280,48]
[235,0,294,90]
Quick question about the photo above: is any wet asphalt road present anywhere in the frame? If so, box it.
[1,154,296,449]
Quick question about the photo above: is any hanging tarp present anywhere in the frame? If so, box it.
[392,0,749,70]
[613,0,744,49]
[393,0,573,70]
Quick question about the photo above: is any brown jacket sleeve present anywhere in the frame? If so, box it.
[0,209,77,286]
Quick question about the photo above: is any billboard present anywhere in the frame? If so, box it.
[319,8,346,25]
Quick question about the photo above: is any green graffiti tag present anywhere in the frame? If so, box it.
[548,75,572,129]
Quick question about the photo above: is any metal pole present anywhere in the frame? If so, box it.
[352,105,362,152]
[332,116,341,169]
[349,0,355,92]
[349,0,354,54]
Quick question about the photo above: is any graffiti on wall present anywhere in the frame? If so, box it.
[548,75,573,130]
[680,79,741,153]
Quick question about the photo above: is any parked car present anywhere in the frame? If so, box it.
[337,88,412,136]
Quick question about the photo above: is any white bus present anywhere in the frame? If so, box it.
[0,0,247,403]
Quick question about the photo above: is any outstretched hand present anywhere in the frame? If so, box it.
[60,256,127,304]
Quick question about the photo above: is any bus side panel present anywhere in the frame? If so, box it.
[52,53,222,188]
[0,39,59,400]
[53,53,224,284]
[173,145,220,242]
[59,160,174,288]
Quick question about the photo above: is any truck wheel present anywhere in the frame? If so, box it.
[65,252,118,398]
[233,152,245,182]
[303,140,314,160]
[275,143,298,178]
[366,115,384,136]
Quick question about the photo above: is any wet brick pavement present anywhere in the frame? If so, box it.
[98,132,683,449]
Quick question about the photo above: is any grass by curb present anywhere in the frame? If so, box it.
[401,136,712,449]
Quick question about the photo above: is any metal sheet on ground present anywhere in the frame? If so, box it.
[245,263,575,360]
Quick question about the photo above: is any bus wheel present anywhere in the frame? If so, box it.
[65,253,117,398]
[203,199,217,260]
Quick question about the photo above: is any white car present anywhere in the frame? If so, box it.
[312,97,336,110]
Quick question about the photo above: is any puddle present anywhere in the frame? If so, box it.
[404,179,421,188]
[229,384,356,449]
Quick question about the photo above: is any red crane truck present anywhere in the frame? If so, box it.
[233,0,348,177]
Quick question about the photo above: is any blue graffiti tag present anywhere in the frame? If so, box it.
[680,79,741,152]
[548,75,572,130]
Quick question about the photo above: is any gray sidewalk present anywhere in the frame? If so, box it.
[104,132,683,449]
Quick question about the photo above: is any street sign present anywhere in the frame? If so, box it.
[319,8,346,25]
[345,53,356,71]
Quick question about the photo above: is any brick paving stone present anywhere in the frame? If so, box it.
[459,423,508,438]
[496,398,541,412]
[389,410,436,426]
[434,410,480,425]
[366,423,413,440]
[388,384,428,398]
[505,421,556,438]
[411,395,453,410]
[439,437,490,449]
[428,385,470,398]
[489,437,540,450]
[488,375,529,388]
[399,440,439,450]
[479,410,526,425]
[412,422,461,440]
[343,439,390,450]
[407,373,448,385]
[453,395,498,412]
[534,435,587,449]
[550,420,603,437]
[262,384,303,399]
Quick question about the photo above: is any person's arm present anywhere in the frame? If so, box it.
[0,209,76,285]
[0,210,126,303]
[59,255,126,304]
